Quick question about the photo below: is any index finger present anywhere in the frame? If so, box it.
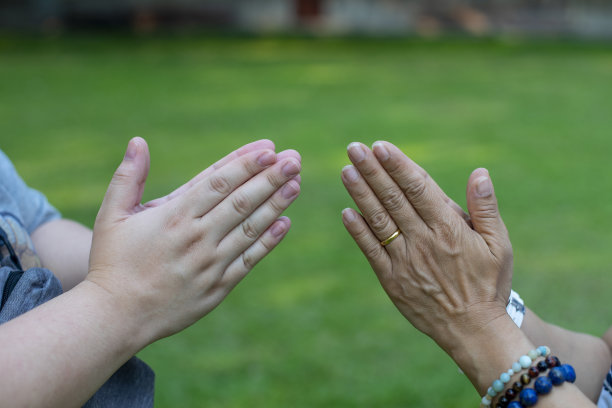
[180,148,278,218]
[145,140,275,208]
[372,141,464,229]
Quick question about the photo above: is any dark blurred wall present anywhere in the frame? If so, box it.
[1,0,611,38]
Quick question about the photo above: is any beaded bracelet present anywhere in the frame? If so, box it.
[494,356,561,408]
[480,346,551,407]
[506,364,576,408]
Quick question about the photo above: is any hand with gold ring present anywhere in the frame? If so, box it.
[340,142,602,407]
[380,229,401,246]
[340,141,518,394]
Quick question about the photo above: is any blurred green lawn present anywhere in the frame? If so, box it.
[1,36,611,407]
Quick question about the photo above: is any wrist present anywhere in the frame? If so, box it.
[446,313,536,395]
[77,279,153,354]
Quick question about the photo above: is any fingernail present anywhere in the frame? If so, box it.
[475,176,493,197]
[348,143,366,163]
[282,160,300,177]
[342,208,356,223]
[342,165,359,182]
[257,150,276,167]
[372,142,390,161]
[124,139,138,160]
[270,221,286,238]
[281,181,299,199]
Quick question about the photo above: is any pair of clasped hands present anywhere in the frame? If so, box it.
[90,137,513,393]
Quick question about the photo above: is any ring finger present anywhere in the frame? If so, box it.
[205,157,301,239]
[217,178,301,259]
[341,164,401,247]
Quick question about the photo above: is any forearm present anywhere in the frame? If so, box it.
[31,219,93,291]
[521,307,611,401]
[0,281,146,408]
[450,315,595,407]
[603,326,612,355]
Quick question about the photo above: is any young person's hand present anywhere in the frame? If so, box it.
[88,137,302,345]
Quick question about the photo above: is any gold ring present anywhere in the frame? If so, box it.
[380,229,401,246]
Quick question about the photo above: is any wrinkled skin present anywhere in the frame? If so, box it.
[341,141,513,354]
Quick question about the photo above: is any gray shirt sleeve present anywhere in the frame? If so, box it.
[0,149,61,233]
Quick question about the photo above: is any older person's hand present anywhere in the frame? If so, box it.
[341,143,599,407]
[341,141,513,358]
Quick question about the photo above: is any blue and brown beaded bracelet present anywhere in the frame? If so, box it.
[494,356,561,408]
[481,346,551,407]
[506,364,576,408]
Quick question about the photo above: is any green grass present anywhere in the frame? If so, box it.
[1,35,611,407]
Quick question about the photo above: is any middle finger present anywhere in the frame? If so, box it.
[346,142,424,235]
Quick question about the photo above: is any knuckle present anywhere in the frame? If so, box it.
[359,163,379,179]
[241,251,257,270]
[243,156,264,176]
[472,201,499,219]
[384,160,403,176]
[231,192,252,216]
[353,185,371,202]
[380,189,405,213]
[260,236,276,252]
[111,169,131,185]
[241,220,260,240]
[266,172,283,188]
[367,209,391,232]
[208,174,232,196]
[403,176,427,203]
[267,197,285,214]
[364,242,384,261]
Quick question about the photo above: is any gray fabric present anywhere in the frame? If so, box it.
[0,149,60,270]
[0,253,155,408]
[0,265,63,323]
[0,149,154,407]
[598,366,612,408]
[82,357,155,408]
[0,149,60,234]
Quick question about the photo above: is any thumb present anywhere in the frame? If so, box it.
[97,137,151,222]
[466,168,511,261]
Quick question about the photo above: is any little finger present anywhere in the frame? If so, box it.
[219,217,292,289]
[341,208,392,277]
[341,164,403,245]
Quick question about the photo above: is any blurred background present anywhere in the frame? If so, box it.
[3,0,612,38]
[1,1,611,407]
